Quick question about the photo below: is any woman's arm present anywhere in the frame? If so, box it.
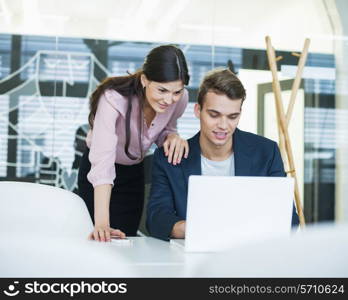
[156,89,190,165]
[89,184,125,242]
[87,91,126,241]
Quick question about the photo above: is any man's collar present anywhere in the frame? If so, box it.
[182,128,255,177]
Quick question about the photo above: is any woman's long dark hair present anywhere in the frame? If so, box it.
[88,45,190,160]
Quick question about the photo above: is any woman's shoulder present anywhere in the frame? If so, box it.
[103,88,127,102]
[101,89,129,115]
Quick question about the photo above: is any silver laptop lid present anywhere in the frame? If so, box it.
[185,176,294,252]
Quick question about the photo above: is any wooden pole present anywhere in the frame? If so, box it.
[278,127,289,172]
[286,39,310,125]
[282,39,310,174]
[265,36,306,227]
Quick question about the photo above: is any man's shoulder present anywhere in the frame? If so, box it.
[236,129,277,148]
[153,146,166,160]
[152,147,186,175]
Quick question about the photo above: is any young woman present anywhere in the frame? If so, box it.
[78,45,190,241]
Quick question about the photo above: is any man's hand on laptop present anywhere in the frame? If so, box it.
[171,220,186,239]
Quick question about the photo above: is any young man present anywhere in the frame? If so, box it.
[146,68,299,241]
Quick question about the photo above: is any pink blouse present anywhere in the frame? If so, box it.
[86,88,189,187]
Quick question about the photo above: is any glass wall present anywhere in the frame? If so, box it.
[0,0,347,225]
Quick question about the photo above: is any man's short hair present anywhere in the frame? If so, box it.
[197,68,246,107]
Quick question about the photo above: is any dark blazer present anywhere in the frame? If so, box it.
[146,129,300,241]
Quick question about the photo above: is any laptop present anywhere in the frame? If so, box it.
[170,175,295,252]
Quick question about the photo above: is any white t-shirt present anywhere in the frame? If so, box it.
[201,154,235,176]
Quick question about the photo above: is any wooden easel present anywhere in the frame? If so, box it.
[265,36,309,227]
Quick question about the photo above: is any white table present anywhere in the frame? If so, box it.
[0,234,198,277]
[1,223,348,277]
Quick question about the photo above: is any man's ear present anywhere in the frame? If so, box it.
[140,74,148,88]
[194,103,201,119]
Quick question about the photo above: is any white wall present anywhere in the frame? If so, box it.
[0,0,334,53]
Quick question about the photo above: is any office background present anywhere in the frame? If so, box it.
[0,0,347,225]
